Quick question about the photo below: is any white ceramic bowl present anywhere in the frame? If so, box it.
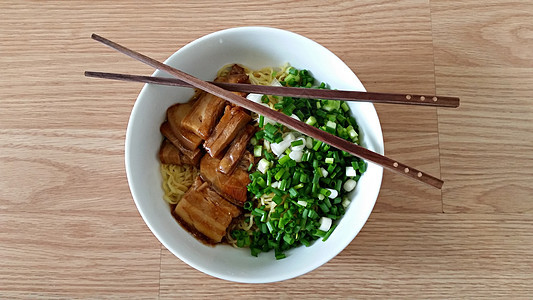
[125,27,384,283]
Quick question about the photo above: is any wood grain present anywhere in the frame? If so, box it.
[373,105,443,213]
[1,0,532,298]
[430,0,533,68]
[431,0,533,212]
[160,213,533,298]
[0,210,161,298]
[436,66,533,213]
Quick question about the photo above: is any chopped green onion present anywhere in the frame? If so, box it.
[257,158,270,174]
[359,160,367,172]
[313,140,323,151]
[240,65,365,259]
[261,95,270,104]
[254,145,263,157]
[320,188,332,197]
[251,247,261,257]
[274,169,286,181]
[291,139,304,147]
[312,182,319,193]
[322,224,337,241]
[253,208,266,216]
[279,179,288,190]
[273,195,283,205]
[255,130,265,140]
[334,179,343,192]
[322,100,341,112]
[312,159,319,168]
[324,197,332,208]
[264,151,275,161]
[341,102,350,112]
[243,201,253,211]
[279,154,291,165]
[295,110,305,122]
[264,123,278,135]
[256,177,266,188]
[300,173,309,183]
[301,151,311,162]
[305,116,317,126]
[326,120,337,130]
[266,170,272,186]
[289,188,298,197]
[333,151,340,162]
[316,109,327,118]
[266,221,274,233]
[294,183,304,189]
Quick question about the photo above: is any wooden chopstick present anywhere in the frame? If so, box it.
[91,33,444,189]
[85,71,459,108]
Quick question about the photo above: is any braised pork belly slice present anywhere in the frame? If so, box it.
[203,106,251,158]
[180,64,250,139]
[175,177,241,243]
[167,102,203,151]
[199,154,250,207]
[218,124,256,174]
[226,64,250,97]
[158,139,182,165]
[160,122,202,165]
[181,92,226,140]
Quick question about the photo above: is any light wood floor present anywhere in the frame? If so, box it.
[1,0,532,298]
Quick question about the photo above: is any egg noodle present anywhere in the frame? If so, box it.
[160,164,197,204]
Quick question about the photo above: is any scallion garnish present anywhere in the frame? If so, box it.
[234,65,366,259]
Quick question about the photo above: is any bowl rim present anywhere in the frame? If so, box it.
[125,26,384,283]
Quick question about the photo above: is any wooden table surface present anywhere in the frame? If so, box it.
[1,1,532,298]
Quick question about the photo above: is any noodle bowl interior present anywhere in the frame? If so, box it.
[159,63,366,258]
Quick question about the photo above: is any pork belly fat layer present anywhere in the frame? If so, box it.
[203,106,251,158]
[181,93,226,140]
[179,64,249,140]
[166,102,203,150]
[219,124,256,174]
[160,122,202,165]
[199,154,250,207]
[226,64,250,96]
[175,177,241,243]
[159,139,182,165]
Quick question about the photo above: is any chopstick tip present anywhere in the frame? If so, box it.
[91,33,105,43]
[436,181,444,189]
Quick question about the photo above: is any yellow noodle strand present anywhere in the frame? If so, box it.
[160,164,197,204]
